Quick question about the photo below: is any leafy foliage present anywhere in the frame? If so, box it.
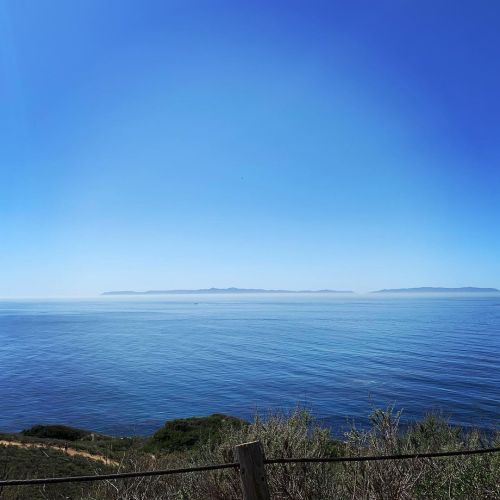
[21,424,91,442]
[143,413,246,453]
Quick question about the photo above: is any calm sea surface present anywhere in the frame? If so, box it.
[0,295,498,435]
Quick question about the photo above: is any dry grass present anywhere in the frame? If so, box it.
[85,407,500,500]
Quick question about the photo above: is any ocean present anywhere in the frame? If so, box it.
[0,294,498,435]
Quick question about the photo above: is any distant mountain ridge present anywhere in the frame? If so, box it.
[102,287,353,296]
[372,287,499,294]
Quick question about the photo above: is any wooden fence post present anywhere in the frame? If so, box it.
[234,441,270,500]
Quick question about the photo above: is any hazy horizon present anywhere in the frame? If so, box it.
[2,285,500,300]
[1,1,499,297]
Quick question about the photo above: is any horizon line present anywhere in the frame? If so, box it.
[2,285,500,300]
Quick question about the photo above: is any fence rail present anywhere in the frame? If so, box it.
[265,446,500,464]
[1,443,499,499]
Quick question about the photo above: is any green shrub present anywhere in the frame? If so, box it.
[143,413,246,453]
[21,424,90,441]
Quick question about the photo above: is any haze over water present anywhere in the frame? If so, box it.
[1,294,498,436]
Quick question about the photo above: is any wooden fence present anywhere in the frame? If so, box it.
[0,442,498,500]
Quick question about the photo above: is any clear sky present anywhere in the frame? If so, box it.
[1,1,499,297]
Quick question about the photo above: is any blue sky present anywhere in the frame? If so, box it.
[1,0,499,296]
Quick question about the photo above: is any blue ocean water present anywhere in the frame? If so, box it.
[0,295,498,436]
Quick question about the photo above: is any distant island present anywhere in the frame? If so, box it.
[372,287,499,294]
[102,287,354,296]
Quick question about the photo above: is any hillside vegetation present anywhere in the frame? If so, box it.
[144,413,245,453]
[1,409,498,499]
